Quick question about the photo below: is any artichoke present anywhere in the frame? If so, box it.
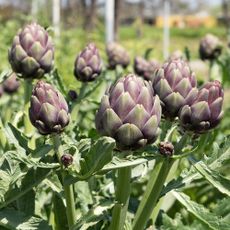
[8,23,54,79]
[106,42,130,70]
[152,59,198,118]
[74,43,102,82]
[29,81,70,135]
[3,72,20,94]
[168,50,184,61]
[199,34,222,61]
[95,74,161,150]
[179,80,224,133]
[134,56,160,81]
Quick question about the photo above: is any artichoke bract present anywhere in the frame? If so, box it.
[9,23,54,79]
[29,81,70,135]
[74,43,102,82]
[3,73,20,94]
[134,56,160,81]
[152,59,198,118]
[95,74,161,150]
[106,42,130,70]
[179,80,224,133]
[199,34,222,61]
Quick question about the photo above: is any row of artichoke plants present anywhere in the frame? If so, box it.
[0,22,225,230]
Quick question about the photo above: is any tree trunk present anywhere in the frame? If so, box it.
[114,0,122,41]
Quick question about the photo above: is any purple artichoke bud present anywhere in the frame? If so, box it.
[199,34,222,61]
[74,43,102,82]
[68,90,78,101]
[95,74,161,150]
[61,153,73,167]
[3,72,20,94]
[106,42,130,70]
[8,22,54,79]
[0,85,3,97]
[168,50,185,61]
[152,59,198,118]
[29,81,70,135]
[179,80,224,133]
[159,141,174,157]
[134,56,160,81]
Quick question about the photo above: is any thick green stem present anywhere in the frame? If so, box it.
[110,167,131,230]
[208,60,214,81]
[24,79,33,135]
[132,158,174,230]
[53,135,76,229]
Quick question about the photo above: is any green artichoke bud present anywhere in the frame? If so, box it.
[159,141,174,157]
[8,23,54,79]
[179,80,224,133]
[199,34,222,61]
[134,56,160,81]
[3,72,20,94]
[95,74,161,150]
[74,43,102,82]
[106,42,130,70]
[29,81,70,135]
[152,59,198,118]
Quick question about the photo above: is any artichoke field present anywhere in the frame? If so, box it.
[0,21,229,230]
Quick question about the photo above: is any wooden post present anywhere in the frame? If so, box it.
[52,0,61,38]
[105,0,115,43]
[163,0,170,60]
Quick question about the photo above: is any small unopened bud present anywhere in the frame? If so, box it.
[68,90,78,101]
[61,154,73,167]
[159,142,174,157]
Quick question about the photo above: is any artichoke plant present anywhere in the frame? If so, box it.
[179,80,224,133]
[106,42,130,70]
[74,43,102,82]
[134,56,160,81]
[199,34,222,61]
[0,85,3,97]
[95,74,161,150]
[152,59,198,118]
[8,22,54,79]
[3,73,20,94]
[168,50,184,61]
[29,81,70,135]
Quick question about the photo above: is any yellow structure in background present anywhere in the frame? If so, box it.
[156,15,217,28]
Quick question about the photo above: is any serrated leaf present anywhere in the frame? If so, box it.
[173,191,230,230]
[0,208,52,230]
[191,159,230,196]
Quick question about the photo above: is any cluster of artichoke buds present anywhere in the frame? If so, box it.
[8,22,54,79]
[95,74,161,150]
[152,59,198,118]
[3,72,20,94]
[106,42,130,70]
[134,56,160,81]
[29,81,70,135]
[74,43,102,82]
[179,80,224,133]
[199,34,222,61]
